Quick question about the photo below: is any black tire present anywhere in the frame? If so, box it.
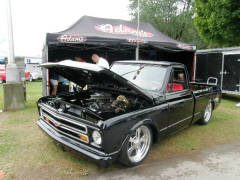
[197,101,213,125]
[118,125,152,167]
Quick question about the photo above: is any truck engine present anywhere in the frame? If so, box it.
[39,90,149,121]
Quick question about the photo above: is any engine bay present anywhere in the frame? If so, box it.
[39,88,150,121]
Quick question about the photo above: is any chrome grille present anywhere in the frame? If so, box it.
[39,104,91,143]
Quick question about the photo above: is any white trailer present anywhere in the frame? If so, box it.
[24,57,42,81]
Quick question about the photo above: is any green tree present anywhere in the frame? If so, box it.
[129,0,209,49]
[194,0,240,47]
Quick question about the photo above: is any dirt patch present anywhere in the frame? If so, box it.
[0,112,7,121]
[0,170,5,180]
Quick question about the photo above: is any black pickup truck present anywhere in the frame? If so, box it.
[37,60,221,168]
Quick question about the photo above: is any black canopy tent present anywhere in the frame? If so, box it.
[44,15,196,61]
[42,15,196,95]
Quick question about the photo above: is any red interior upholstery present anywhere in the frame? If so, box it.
[166,83,184,92]
[173,83,184,91]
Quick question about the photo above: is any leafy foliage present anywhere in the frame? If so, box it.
[194,0,240,47]
[128,0,209,49]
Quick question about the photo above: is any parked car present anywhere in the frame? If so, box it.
[25,71,39,81]
[0,65,32,83]
[0,65,38,84]
[36,60,221,168]
[0,65,6,84]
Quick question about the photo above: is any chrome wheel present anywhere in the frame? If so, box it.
[127,126,151,162]
[197,101,213,125]
[119,125,152,166]
[204,102,212,123]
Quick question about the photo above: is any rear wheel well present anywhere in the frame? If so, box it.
[211,100,215,110]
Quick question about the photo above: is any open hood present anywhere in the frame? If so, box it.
[39,60,154,103]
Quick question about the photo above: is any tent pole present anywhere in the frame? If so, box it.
[136,46,139,60]
[136,0,140,60]
[6,0,20,83]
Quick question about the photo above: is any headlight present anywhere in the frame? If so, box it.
[92,131,102,145]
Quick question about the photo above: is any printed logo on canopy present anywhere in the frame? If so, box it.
[126,39,148,43]
[57,35,87,43]
[95,24,154,37]
[176,44,193,50]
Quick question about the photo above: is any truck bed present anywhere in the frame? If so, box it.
[190,82,219,91]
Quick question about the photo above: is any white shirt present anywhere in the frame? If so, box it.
[96,57,109,69]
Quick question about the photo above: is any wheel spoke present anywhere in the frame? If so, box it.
[129,136,135,143]
[136,128,141,140]
[139,134,146,143]
[128,146,136,157]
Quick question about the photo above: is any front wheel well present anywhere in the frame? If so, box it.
[148,124,158,143]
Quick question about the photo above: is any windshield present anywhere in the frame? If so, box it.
[111,63,167,91]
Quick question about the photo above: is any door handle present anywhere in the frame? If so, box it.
[220,70,230,75]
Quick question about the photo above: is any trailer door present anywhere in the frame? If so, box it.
[195,53,222,83]
[222,51,240,93]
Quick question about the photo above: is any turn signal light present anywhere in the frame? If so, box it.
[44,117,50,123]
[79,135,88,142]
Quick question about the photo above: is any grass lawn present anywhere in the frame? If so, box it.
[0,81,240,179]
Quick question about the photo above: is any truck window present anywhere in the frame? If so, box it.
[166,68,187,92]
[111,64,167,91]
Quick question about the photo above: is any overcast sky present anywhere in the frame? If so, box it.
[0,0,131,58]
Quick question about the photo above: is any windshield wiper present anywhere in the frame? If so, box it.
[121,70,138,76]
[133,66,144,80]
[121,66,145,79]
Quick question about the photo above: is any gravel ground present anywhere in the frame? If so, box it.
[76,141,240,180]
